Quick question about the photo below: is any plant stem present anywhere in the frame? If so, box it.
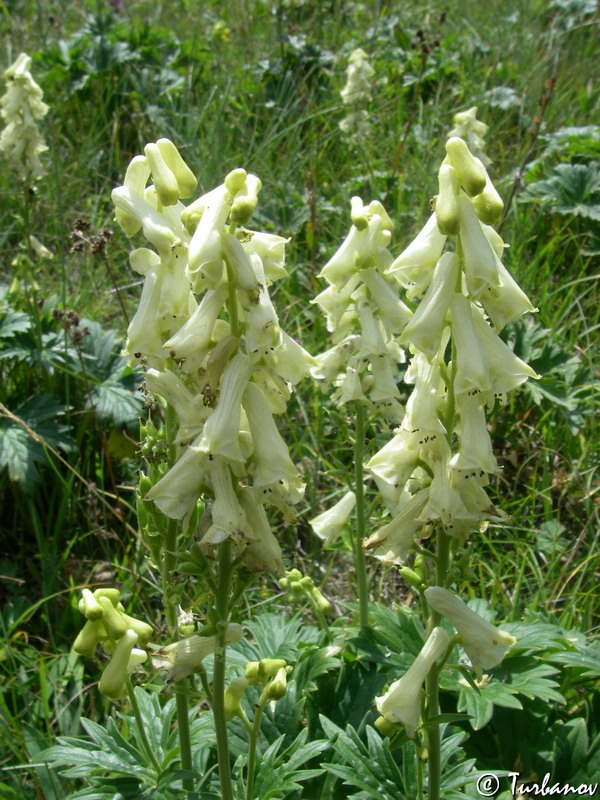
[245,689,268,800]
[213,539,235,800]
[126,679,161,773]
[305,590,333,641]
[425,528,451,800]
[353,401,370,628]
[161,400,194,794]
[416,737,424,800]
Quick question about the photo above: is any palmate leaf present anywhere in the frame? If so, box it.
[0,286,32,340]
[458,680,523,730]
[502,613,573,651]
[320,715,407,800]
[0,308,31,339]
[75,320,143,426]
[548,644,600,678]
[0,330,69,373]
[444,654,565,731]
[523,162,600,220]
[349,601,426,669]
[250,728,329,800]
[0,395,75,491]
[228,612,320,673]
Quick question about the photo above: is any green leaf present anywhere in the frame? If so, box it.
[349,601,426,669]
[320,716,408,800]
[457,679,522,730]
[548,645,600,678]
[485,85,521,109]
[0,308,31,339]
[75,320,143,426]
[0,395,75,491]
[495,657,566,704]
[524,162,600,220]
[251,728,328,800]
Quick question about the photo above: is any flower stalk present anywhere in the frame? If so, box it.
[109,143,311,797]
[367,122,537,799]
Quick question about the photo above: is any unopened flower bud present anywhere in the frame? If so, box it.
[244,661,261,684]
[78,588,104,621]
[258,658,287,684]
[374,715,397,737]
[471,176,504,225]
[118,612,153,645]
[144,142,179,206]
[445,137,487,197]
[435,164,460,235]
[97,596,129,640]
[92,588,121,605]
[231,173,262,224]
[73,618,108,658]
[266,666,288,700]
[224,168,247,194]
[398,567,425,591]
[156,138,197,199]
[350,196,369,230]
[98,629,139,699]
[311,586,333,614]
[224,676,249,720]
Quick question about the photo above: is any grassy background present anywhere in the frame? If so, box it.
[0,0,598,795]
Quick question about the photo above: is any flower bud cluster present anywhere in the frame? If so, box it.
[311,197,409,424]
[113,143,314,576]
[363,136,537,563]
[279,568,333,614]
[339,48,374,141]
[73,587,151,699]
[245,657,290,701]
[0,53,49,182]
[371,135,527,735]
[447,106,491,167]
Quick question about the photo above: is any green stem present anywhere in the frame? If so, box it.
[353,402,370,628]
[246,689,269,800]
[126,679,161,773]
[416,737,424,800]
[197,663,213,704]
[225,221,240,339]
[213,539,235,800]
[160,401,194,795]
[425,527,451,800]
[305,590,333,641]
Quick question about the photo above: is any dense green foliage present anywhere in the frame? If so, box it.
[0,0,598,797]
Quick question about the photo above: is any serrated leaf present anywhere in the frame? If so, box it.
[457,680,522,730]
[502,617,568,651]
[0,395,75,490]
[319,716,408,800]
[0,308,31,339]
[548,647,600,678]
[251,728,328,800]
[75,320,143,426]
[495,657,566,704]
[524,162,600,220]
